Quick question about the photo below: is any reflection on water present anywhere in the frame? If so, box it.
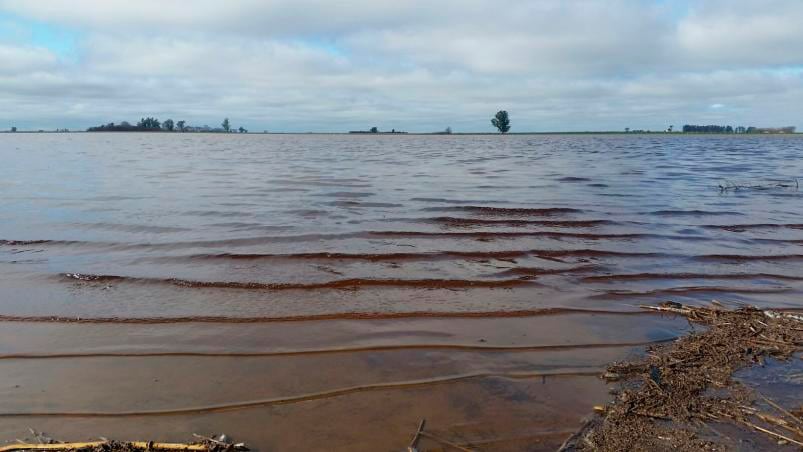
[0,133,802,450]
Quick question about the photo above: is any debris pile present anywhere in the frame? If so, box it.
[560,301,803,451]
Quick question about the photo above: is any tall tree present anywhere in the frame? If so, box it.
[491,111,511,133]
[222,118,231,132]
[163,119,174,131]
[176,120,186,132]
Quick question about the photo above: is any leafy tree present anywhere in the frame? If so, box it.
[370,126,378,133]
[491,111,510,133]
[11,126,17,132]
[176,120,186,132]
[625,127,630,133]
[137,117,161,130]
[238,126,247,133]
[445,126,452,134]
[222,118,230,132]
[163,119,174,131]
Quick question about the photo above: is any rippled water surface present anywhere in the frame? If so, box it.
[1,133,802,450]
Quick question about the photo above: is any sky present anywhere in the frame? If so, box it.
[0,0,802,133]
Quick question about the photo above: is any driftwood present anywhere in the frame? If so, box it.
[1,442,210,452]
[1,434,247,452]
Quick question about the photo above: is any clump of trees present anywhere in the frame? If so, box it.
[682,125,735,133]
[491,111,510,133]
[87,117,247,133]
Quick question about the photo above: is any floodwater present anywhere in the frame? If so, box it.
[0,133,802,450]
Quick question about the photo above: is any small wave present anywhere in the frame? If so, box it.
[61,273,536,290]
[0,308,656,324]
[591,285,792,298]
[0,370,602,418]
[321,201,404,208]
[556,177,592,182]
[178,249,665,262]
[647,210,744,217]
[74,223,192,234]
[410,197,502,204]
[427,217,612,228]
[64,273,126,282]
[0,339,674,361]
[703,223,803,232]
[582,272,803,282]
[493,265,601,277]
[420,206,583,216]
[312,191,375,198]
[696,254,803,262]
[0,240,55,246]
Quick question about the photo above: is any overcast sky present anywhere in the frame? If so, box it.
[1,0,802,132]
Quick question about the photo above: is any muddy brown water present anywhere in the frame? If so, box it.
[1,133,802,450]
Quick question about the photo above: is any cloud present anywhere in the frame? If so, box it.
[0,0,801,131]
[0,43,56,74]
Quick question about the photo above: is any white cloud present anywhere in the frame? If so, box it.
[0,44,56,74]
[0,0,802,131]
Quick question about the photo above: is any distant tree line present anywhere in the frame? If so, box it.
[87,117,247,133]
[681,125,796,134]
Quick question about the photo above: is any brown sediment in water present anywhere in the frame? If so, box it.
[560,302,803,452]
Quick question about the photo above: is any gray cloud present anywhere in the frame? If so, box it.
[0,0,801,131]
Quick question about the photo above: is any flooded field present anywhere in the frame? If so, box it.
[1,133,802,450]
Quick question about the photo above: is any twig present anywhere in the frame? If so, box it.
[407,419,426,452]
[192,434,227,446]
[419,432,475,452]
[729,417,803,447]
[756,392,803,426]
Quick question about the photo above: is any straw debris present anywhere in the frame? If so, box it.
[560,301,803,451]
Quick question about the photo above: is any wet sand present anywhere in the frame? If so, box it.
[1,133,802,450]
